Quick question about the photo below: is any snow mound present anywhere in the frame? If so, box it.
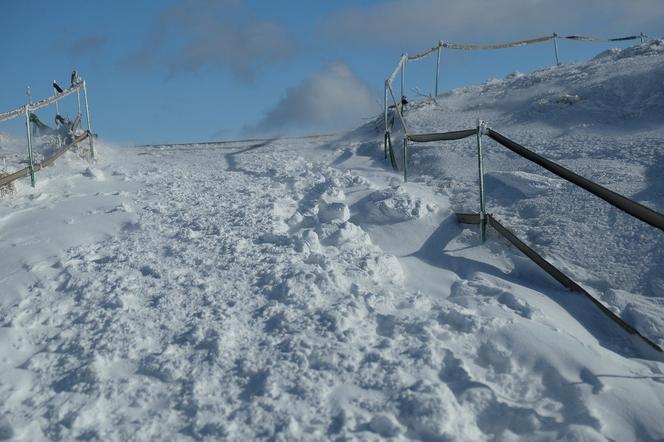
[485,171,563,200]
[317,201,350,223]
[359,185,437,224]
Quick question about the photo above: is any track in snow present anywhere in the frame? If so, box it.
[2,135,663,440]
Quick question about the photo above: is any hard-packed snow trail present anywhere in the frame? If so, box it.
[1,133,663,441]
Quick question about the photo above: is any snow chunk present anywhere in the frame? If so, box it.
[397,381,483,440]
[362,186,436,224]
[362,254,404,285]
[317,201,350,224]
[82,167,105,181]
[368,414,401,437]
[326,222,371,247]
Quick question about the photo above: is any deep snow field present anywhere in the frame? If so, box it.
[1,41,664,441]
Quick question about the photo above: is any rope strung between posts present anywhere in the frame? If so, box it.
[443,34,555,51]
[385,30,648,180]
[0,108,25,124]
[404,126,664,232]
[563,34,646,42]
[403,125,664,352]
[1,73,95,188]
[0,131,91,187]
[407,128,477,143]
[383,33,659,351]
[388,54,408,84]
[486,129,664,232]
[406,33,647,61]
[456,212,663,353]
[0,83,82,123]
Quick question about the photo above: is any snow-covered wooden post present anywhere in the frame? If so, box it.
[476,120,487,242]
[24,105,35,187]
[435,43,441,97]
[82,80,95,159]
[553,33,560,66]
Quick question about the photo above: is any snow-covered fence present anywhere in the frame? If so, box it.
[383,32,648,162]
[485,128,664,232]
[404,122,664,239]
[403,122,664,352]
[0,132,91,188]
[0,73,95,189]
[457,212,662,352]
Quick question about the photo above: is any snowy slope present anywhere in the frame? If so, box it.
[1,41,664,441]
[395,39,664,350]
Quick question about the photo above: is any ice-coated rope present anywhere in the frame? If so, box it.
[0,83,82,123]
[405,33,646,63]
[443,34,555,50]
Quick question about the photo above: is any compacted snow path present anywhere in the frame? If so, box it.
[2,41,664,441]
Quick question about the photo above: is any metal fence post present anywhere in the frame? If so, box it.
[384,80,389,160]
[24,105,36,187]
[53,80,59,115]
[553,33,560,66]
[403,137,408,182]
[476,120,487,242]
[435,44,441,97]
[400,56,405,101]
[82,80,95,159]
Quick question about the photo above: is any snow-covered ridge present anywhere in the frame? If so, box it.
[391,39,662,136]
[1,42,663,441]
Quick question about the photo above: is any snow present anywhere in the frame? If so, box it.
[1,41,664,440]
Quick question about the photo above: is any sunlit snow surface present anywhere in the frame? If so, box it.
[1,41,664,441]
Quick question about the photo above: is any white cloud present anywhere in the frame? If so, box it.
[244,63,378,136]
[126,0,294,81]
[321,0,664,47]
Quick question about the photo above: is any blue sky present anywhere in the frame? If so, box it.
[2,0,662,145]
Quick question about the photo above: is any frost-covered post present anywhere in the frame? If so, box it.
[384,80,389,160]
[403,137,408,183]
[476,120,487,242]
[553,33,560,66]
[640,32,645,44]
[400,55,406,102]
[53,80,60,115]
[24,105,36,187]
[77,87,81,116]
[82,80,95,159]
[435,43,441,97]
